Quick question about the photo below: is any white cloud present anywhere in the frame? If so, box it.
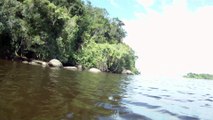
[108,0,119,8]
[137,0,154,8]
[124,0,213,76]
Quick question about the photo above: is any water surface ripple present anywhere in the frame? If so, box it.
[0,60,213,120]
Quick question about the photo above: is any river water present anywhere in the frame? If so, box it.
[0,59,213,120]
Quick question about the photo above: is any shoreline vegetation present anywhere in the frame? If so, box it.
[184,73,213,80]
[0,0,139,74]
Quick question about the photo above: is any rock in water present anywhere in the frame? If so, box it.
[64,66,78,71]
[22,61,29,64]
[122,69,133,75]
[41,62,48,67]
[89,68,101,73]
[31,60,48,67]
[48,59,63,68]
[77,65,82,71]
[29,61,40,66]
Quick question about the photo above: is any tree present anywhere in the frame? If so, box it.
[0,0,138,73]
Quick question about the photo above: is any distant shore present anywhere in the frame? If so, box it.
[184,73,213,80]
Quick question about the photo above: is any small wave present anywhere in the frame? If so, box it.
[181,106,190,109]
[97,116,115,120]
[158,109,178,116]
[201,104,211,107]
[95,102,113,110]
[159,109,200,120]
[161,95,171,97]
[187,92,195,95]
[96,102,132,115]
[205,99,213,102]
[131,102,161,109]
[178,115,200,120]
[119,113,152,120]
[177,91,186,94]
[97,112,153,120]
[148,87,159,90]
[143,94,162,99]
[162,89,168,92]
[187,99,194,102]
[173,99,185,102]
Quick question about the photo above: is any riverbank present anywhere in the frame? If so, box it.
[2,57,134,75]
[0,0,138,75]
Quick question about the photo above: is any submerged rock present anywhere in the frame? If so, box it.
[89,68,101,73]
[122,69,133,75]
[48,59,63,68]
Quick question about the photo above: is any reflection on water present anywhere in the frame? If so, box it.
[0,60,213,120]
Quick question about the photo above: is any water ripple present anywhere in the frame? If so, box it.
[143,94,162,99]
[159,109,200,120]
[131,102,161,109]
[178,115,200,120]
[119,113,152,120]
[158,109,178,116]
[205,99,213,102]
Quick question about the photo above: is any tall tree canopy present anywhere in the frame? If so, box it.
[0,0,138,73]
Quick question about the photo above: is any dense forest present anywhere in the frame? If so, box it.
[0,0,138,73]
[184,73,213,80]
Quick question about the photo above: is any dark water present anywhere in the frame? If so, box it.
[0,60,213,120]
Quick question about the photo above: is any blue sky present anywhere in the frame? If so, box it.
[86,0,213,19]
[86,0,213,76]
[84,0,140,19]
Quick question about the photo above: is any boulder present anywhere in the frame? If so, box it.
[29,61,40,66]
[89,68,101,73]
[22,61,29,64]
[77,65,83,71]
[48,59,63,68]
[41,62,48,67]
[122,69,133,75]
[64,66,78,71]
[31,60,48,67]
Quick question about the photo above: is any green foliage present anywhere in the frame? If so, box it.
[74,40,137,73]
[184,73,213,80]
[0,0,138,73]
